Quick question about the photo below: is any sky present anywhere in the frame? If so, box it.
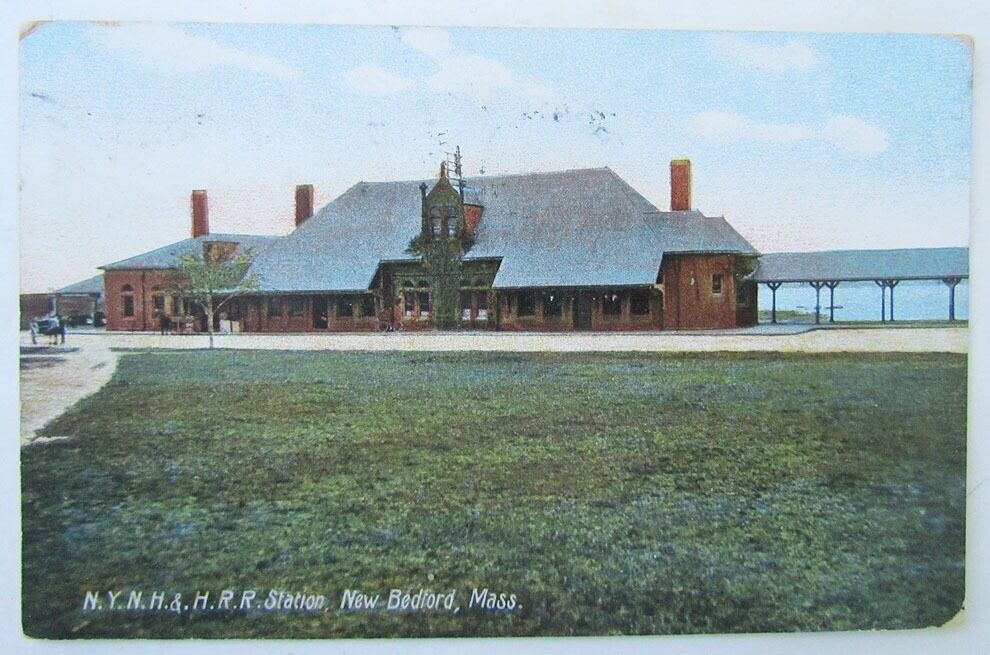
[18,22,972,292]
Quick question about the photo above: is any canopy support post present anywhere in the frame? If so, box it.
[765,282,782,324]
[809,281,826,325]
[942,277,962,321]
[824,281,840,323]
[874,280,886,322]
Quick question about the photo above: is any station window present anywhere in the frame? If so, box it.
[359,295,376,318]
[404,292,416,317]
[477,292,488,320]
[460,291,473,321]
[517,290,536,317]
[630,290,651,315]
[712,274,723,295]
[419,292,432,316]
[336,296,354,318]
[267,298,282,317]
[152,294,165,312]
[227,301,243,321]
[602,290,622,316]
[543,290,563,317]
[121,284,134,317]
[289,297,305,317]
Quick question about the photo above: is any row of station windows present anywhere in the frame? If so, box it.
[514,289,654,317]
[119,284,192,318]
[118,284,668,322]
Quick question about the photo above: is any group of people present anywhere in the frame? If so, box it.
[29,315,67,346]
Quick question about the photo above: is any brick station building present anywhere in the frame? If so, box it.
[100,159,759,332]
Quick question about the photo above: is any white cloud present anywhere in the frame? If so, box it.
[88,23,301,79]
[823,115,890,155]
[709,34,817,73]
[400,27,451,55]
[689,111,813,143]
[688,110,889,156]
[400,27,560,106]
[340,64,413,95]
[425,53,559,105]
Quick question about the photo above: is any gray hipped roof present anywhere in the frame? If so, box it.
[56,273,104,295]
[249,167,758,292]
[748,247,969,283]
[100,234,279,271]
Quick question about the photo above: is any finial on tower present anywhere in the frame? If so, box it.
[439,161,447,180]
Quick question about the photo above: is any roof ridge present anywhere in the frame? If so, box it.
[355,166,613,186]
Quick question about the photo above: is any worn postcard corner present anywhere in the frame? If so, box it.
[17,19,970,645]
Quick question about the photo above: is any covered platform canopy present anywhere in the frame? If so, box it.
[747,247,969,323]
[56,273,104,296]
[53,273,105,324]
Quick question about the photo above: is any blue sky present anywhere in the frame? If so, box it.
[19,22,971,291]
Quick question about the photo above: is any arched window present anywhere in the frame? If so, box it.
[474,277,486,287]
[417,280,430,288]
[120,284,135,317]
[445,206,458,237]
[430,207,442,238]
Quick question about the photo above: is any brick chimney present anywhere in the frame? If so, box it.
[191,190,209,238]
[670,159,691,211]
[295,184,314,227]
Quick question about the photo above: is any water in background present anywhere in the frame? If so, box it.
[756,279,969,322]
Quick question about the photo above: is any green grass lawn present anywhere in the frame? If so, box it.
[22,351,966,638]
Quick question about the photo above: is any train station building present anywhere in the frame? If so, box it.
[100,158,764,332]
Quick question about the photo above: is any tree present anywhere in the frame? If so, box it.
[172,245,258,349]
[406,234,462,330]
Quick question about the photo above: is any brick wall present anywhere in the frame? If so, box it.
[661,254,740,329]
[104,269,182,331]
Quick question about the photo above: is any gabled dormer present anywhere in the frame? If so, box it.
[420,162,465,242]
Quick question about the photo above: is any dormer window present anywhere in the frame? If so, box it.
[203,240,237,263]
[421,161,466,243]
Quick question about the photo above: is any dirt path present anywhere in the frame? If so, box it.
[62,325,967,354]
[19,334,119,446]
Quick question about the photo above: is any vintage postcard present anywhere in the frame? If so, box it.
[16,15,973,649]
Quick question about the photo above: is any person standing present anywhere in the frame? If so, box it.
[29,320,37,345]
[57,315,66,345]
[157,309,170,336]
